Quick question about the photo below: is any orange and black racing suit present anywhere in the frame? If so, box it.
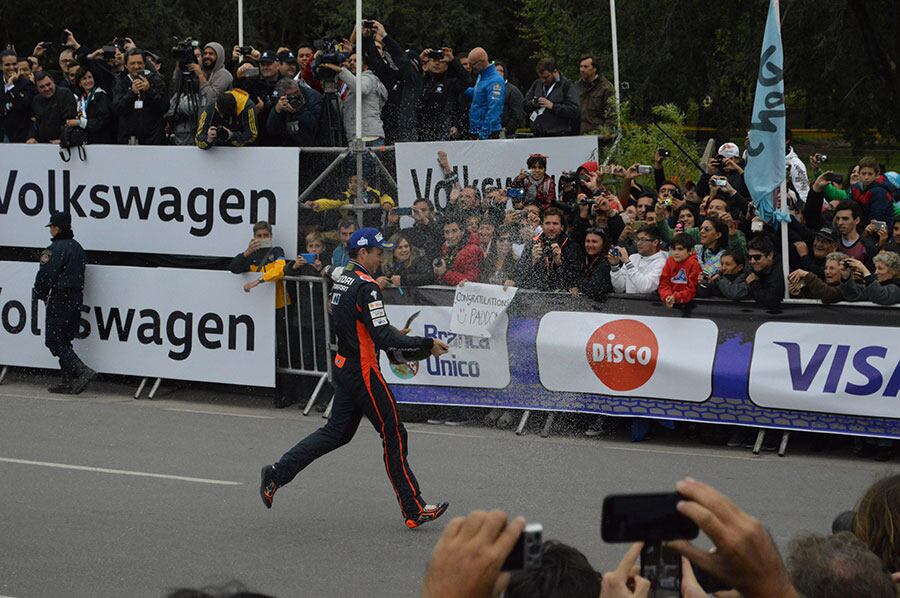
[272,261,434,518]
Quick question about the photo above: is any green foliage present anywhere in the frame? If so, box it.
[609,103,702,184]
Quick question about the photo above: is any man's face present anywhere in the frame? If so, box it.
[296,47,313,69]
[66,65,79,87]
[659,184,677,199]
[346,54,357,72]
[358,247,383,271]
[578,58,596,81]
[1,55,16,80]
[460,56,471,72]
[542,215,562,239]
[707,198,727,217]
[812,235,836,259]
[636,197,654,218]
[635,232,659,257]
[126,54,145,76]
[478,223,495,244]
[16,60,31,80]
[260,61,278,79]
[538,69,555,86]
[833,210,858,236]
[59,49,75,71]
[278,61,295,77]
[466,215,480,235]
[339,225,356,246]
[428,59,448,76]
[444,223,463,246]
[460,187,478,210]
[893,221,900,243]
[858,166,878,187]
[720,254,741,276]
[748,250,773,272]
[412,201,432,225]
[36,76,55,98]
[495,64,506,80]
[253,227,272,241]
[202,47,217,69]
[824,259,842,284]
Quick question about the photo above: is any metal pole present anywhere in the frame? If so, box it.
[297,150,350,203]
[609,0,621,131]
[354,0,365,226]
[775,0,790,300]
[237,0,244,47]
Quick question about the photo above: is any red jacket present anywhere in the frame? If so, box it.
[440,235,484,285]
[658,254,701,304]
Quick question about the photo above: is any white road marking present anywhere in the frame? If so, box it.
[599,444,762,462]
[0,457,242,486]
[409,429,483,439]
[163,407,275,420]
[1,392,71,402]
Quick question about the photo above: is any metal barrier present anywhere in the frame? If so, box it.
[280,274,334,414]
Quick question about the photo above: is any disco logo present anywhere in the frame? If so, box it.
[585,319,658,391]
[389,360,419,380]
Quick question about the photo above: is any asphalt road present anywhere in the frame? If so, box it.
[0,373,893,598]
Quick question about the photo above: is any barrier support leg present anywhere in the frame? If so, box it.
[515,411,531,436]
[301,375,328,416]
[0,366,8,385]
[540,413,555,438]
[322,395,335,419]
[134,377,148,399]
[778,431,790,457]
[147,378,163,400]
[752,429,766,455]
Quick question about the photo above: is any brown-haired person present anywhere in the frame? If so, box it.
[516,207,581,291]
[232,221,299,408]
[66,65,114,144]
[382,234,434,287]
[852,474,900,576]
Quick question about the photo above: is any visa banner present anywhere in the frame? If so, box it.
[749,322,900,419]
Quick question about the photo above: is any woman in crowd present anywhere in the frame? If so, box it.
[694,216,729,280]
[480,225,518,286]
[852,474,900,571]
[839,251,900,305]
[570,228,612,300]
[676,204,701,231]
[66,65,113,144]
[382,234,434,287]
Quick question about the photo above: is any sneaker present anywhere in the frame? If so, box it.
[405,502,449,529]
[259,465,279,509]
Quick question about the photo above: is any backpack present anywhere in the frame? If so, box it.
[59,124,87,162]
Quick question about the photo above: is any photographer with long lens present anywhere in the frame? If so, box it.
[309,39,349,146]
[266,77,321,147]
[165,38,201,145]
[112,48,167,145]
[195,88,258,149]
[318,48,388,146]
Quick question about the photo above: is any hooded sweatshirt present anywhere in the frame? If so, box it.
[200,42,233,107]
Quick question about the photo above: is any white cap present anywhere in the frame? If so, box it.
[717,142,740,159]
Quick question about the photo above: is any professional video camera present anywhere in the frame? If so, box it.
[312,39,350,81]
[171,37,200,67]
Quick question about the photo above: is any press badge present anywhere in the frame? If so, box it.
[134,99,144,109]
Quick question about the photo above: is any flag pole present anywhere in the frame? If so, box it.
[237,0,244,47]
[774,0,790,300]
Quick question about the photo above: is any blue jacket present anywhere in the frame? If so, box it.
[466,64,505,139]
[33,231,86,300]
[331,243,351,268]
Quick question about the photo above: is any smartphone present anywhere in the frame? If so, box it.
[243,66,260,78]
[501,523,543,571]
[601,493,698,543]
[404,310,421,330]
[640,543,681,594]
[255,238,273,249]
[300,252,318,263]
[394,207,413,216]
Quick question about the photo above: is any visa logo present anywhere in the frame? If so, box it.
[776,342,900,397]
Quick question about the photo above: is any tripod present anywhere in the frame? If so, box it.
[315,77,347,148]
[168,68,201,144]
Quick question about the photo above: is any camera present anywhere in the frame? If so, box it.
[658,148,671,158]
[814,153,828,163]
[286,94,305,112]
[823,172,844,185]
[659,197,673,208]
[362,19,376,30]
[525,97,541,111]
[171,37,199,66]
[609,247,619,257]
[506,188,525,203]
[238,46,253,56]
[102,46,117,60]
[313,39,349,80]
[432,258,445,268]
[501,523,543,572]
[209,126,230,142]
[558,170,578,190]
[710,176,728,187]
[636,165,653,175]
[578,198,597,206]
[427,49,444,60]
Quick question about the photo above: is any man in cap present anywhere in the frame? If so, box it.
[259,228,451,529]
[33,211,95,394]
[794,224,839,279]
[697,141,748,199]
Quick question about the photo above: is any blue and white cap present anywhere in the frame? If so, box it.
[349,227,394,250]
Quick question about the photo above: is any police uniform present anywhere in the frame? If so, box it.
[33,211,96,394]
[260,228,448,528]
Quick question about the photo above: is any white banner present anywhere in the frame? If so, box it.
[379,305,510,389]
[0,145,299,257]
[0,261,275,386]
[449,282,517,338]
[749,322,899,419]
[536,312,718,401]
[394,136,599,210]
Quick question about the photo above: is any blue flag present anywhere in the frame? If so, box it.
[745,0,786,225]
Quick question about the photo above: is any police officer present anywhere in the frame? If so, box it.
[259,228,451,529]
[33,211,96,394]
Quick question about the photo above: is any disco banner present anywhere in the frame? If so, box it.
[383,288,900,440]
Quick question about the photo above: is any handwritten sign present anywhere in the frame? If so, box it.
[449,282,518,338]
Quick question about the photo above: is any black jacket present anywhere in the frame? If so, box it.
[502,81,525,137]
[383,220,444,262]
[75,88,115,144]
[516,233,582,291]
[266,86,322,147]
[575,254,613,300]
[748,261,784,310]
[30,86,77,143]
[33,230,86,300]
[385,253,434,287]
[112,71,168,145]
[368,35,421,143]
[416,61,468,141]
[524,75,580,137]
[1,77,36,142]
